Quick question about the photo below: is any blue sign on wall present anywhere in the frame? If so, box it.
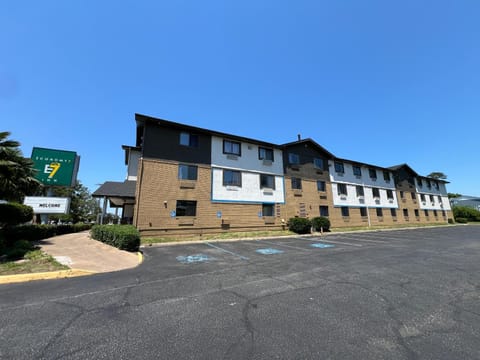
[170,210,176,218]
[217,211,222,218]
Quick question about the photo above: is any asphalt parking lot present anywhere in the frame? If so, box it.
[1,225,480,359]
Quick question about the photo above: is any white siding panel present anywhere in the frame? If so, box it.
[328,160,395,189]
[211,168,285,203]
[332,183,398,208]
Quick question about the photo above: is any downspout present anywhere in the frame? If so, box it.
[134,157,144,228]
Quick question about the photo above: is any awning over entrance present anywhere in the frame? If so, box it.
[93,181,136,224]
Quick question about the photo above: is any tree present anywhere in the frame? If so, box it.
[0,131,42,201]
[448,193,462,199]
[51,181,101,223]
[427,172,447,180]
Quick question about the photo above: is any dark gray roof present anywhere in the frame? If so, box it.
[92,180,136,198]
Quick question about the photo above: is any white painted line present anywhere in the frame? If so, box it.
[205,242,249,261]
[298,237,363,247]
[256,239,310,252]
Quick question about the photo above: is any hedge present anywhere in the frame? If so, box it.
[0,203,33,227]
[311,217,331,232]
[90,225,140,252]
[288,217,312,234]
[1,223,92,244]
[453,206,480,222]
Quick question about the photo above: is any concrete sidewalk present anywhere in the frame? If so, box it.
[0,231,142,285]
[38,231,141,273]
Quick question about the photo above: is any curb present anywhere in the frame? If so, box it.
[137,251,144,264]
[0,269,96,285]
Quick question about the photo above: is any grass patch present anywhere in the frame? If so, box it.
[0,250,69,275]
[142,230,295,245]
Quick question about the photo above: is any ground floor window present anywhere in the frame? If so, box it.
[414,209,419,217]
[360,207,367,217]
[376,208,383,217]
[390,208,397,217]
[424,209,429,217]
[320,205,329,217]
[341,207,349,217]
[176,200,197,216]
[262,204,275,217]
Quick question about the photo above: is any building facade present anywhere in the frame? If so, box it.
[99,114,453,236]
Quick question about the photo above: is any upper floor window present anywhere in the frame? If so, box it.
[411,192,416,200]
[317,180,326,192]
[223,169,242,187]
[386,189,394,199]
[372,187,380,198]
[356,185,364,197]
[176,200,197,217]
[434,181,440,190]
[178,164,198,180]
[291,177,302,190]
[337,183,348,196]
[420,194,426,202]
[426,179,431,189]
[353,165,362,176]
[429,195,435,203]
[260,174,275,189]
[223,140,241,156]
[314,158,325,170]
[334,161,344,173]
[179,132,199,147]
[259,147,274,161]
[368,168,377,180]
[417,178,423,187]
[288,153,300,165]
[383,171,391,182]
[438,195,442,203]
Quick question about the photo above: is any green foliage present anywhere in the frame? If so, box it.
[0,131,42,202]
[448,193,462,199]
[427,172,447,180]
[1,223,92,244]
[455,217,468,224]
[3,239,35,260]
[453,206,480,222]
[90,225,140,252]
[448,218,455,224]
[0,203,33,227]
[288,217,312,234]
[311,217,331,232]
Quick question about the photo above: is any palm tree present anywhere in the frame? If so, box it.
[0,131,42,201]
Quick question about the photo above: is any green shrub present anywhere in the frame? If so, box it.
[90,225,140,252]
[311,217,331,232]
[453,206,480,222]
[1,223,93,244]
[455,217,468,224]
[288,217,312,234]
[0,203,33,227]
[4,239,35,260]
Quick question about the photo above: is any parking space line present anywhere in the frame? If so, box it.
[205,242,250,261]
[256,239,310,252]
[299,237,363,247]
[340,236,387,244]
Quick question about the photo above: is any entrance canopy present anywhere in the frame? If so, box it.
[93,181,136,223]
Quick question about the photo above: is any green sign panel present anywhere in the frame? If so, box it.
[31,147,80,187]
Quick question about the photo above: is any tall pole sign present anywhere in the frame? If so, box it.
[31,147,80,187]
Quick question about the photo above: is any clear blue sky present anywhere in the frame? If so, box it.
[1,1,479,196]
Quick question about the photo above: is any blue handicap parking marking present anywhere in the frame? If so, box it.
[176,254,214,264]
[256,248,284,255]
[311,243,335,249]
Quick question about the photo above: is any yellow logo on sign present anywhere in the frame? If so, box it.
[44,162,61,178]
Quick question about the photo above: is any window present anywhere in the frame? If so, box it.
[320,206,329,217]
[383,171,391,182]
[178,164,198,180]
[262,204,275,217]
[334,161,344,173]
[429,195,435,203]
[259,147,274,161]
[420,194,426,202]
[442,210,446,217]
[424,210,429,217]
[438,195,442,203]
[317,180,326,192]
[376,208,383,217]
[403,209,409,217]
[223,140,241,156]
[260,174,275,189]
[341,207,349,217]
[400,191,404,199]
[291,177,302,190]
[426,179,431,189]
[356,185,364,197]
[391,208,397,217]
[179,132,199,147]
[176,200,197,216]
[288,153,300,164]
[411,192,416,200]
[353,165,362,176]
[386,189,394,199]
[314,158,325,170]
[372,187,380,198]
[223,170,242,187]
[369,168,377,179]
[434,181,439,190]
[417,178,423,187]
[360,207,367,217]
[433,210,438,217]
[337,183,348,196]
[414,209,419,217]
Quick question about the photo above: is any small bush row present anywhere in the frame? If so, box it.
[1,223,92,245]
[288,217,331,234]
[453,206,480,222]
[90,225,140,252]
